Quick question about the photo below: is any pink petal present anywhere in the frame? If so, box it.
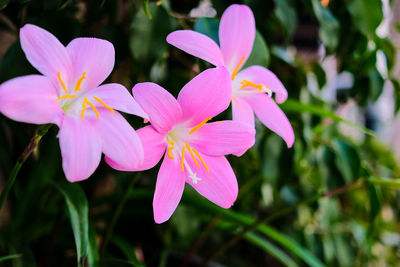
[166,30,224,66]
[0,75,63,125]
[185,153,238,208]
[177,67,231,126]
[219,4,255,73]
[190,121,255,157]
[66,38,114,92]
[244,93,294,147]
[96,109,144,170]
[132,82,182,134]
[232,96,255,128]
[235,66,288,103]
[153,155,186,224]
[84,83,148,119]
[106,125,166,171]
[20,24,73,93]
[58,115,102,182]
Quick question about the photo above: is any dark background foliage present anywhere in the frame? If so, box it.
[0,0,399,266]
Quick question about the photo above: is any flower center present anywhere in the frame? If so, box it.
[166,117,212,184]
[55,71,114,119]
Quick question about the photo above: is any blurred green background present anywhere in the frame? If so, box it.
[0,0,400,266]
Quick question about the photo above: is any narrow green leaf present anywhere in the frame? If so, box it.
[55,181,89,267]
[0,253,22,262]
[280,99,375,137]
[88,224,99,267]
[274,0,298,38]
[111,236,144,267]
[332,140,361,183]
[346,0,382,38]
[183,193,325,267]
[246,233,299,267]
[142,0,152,19]
[368,177,400,188]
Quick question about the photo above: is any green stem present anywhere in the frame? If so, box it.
[0,124,52,211]
[100,173,142,255]
[203,178,363,266]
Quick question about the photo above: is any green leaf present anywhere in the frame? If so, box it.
[194,17,219,44]
[130,3,172,65]
[245,232,299,267]
[243,30,270,68]
[55,181,89,267]
[142,0,152,19]
[332,140,361,183]
[280,99,375,137]
[183,193,325,267]
[274,0,298,38]
[88,224,99,267]
[0,0,11,10]
[346,0,383,38]
[368,184,381,223]
[310,0,339,50]
[368,177,400,188]
[111,236,145,267]
[0,253,22,262]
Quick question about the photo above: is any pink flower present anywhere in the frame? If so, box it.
[0,24,148,182]
[107,67,255,223]
[166,4,294,147]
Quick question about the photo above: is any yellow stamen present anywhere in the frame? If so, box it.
[168,140,175,159]
[57,72,68,93]
[189,117,212,134]
[93,96,114,114]
[231,56,246,80]
[185,142,200,168]
[81,97,99,120]
[81,100,86,119]
[181,146,186,172]
[240,80,263,91]
[192,147,209,173]
[56,94,77,101]
[74,72,87,92]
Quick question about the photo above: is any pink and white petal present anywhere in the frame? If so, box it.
[153,155,186,224]
[219,4,255,73]
[190,121,255,157]
[20,24,73,92]
[166,30,224,67]
[66,38,114,92]
[177,67,231,126]
[245,93,294,148]
[0,75,63,125]
[185,153,238,209]
[232,96,255,128]
[132,82,182,134]
[95,109,144,170]
[85,83,148,119]
[106,125,166,171]
[235,66,288,103]
[58,115,102,182]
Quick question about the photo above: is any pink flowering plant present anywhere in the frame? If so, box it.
[0,1,395,266]
[167,4,294,147]
[0,24,147,182]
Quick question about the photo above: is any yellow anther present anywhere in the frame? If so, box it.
[57,72,68,93]
[56,94,77,101]
[185,142,200,168]
[321,0,329,7]
[231,56,246,80]
[181,146,186,172]
[240,80,263,91]
[81,97,99,120]
[74,72,87,92]
[167,140,175,159]
[93,96,114,114]
[192,147,209,173]
[189,117,212,134]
